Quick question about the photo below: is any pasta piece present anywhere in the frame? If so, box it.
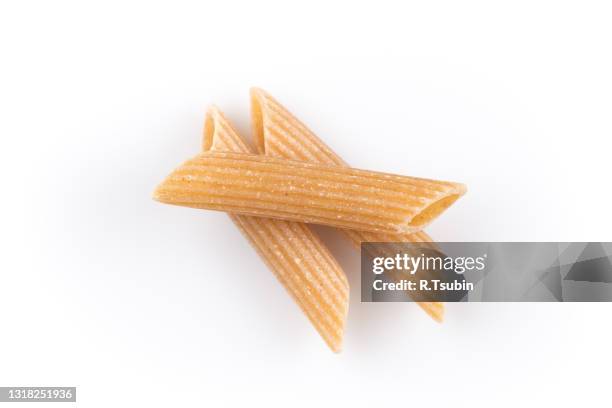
[250,88,451,321]
[201,107,349,352]
[154,151,466,234]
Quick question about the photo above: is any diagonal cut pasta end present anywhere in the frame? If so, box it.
[250,87,346,165]
[250,87,268,155]
[404,184,467,231]
[418,301,445,323]
[152,160,190,205]
[203,106,253,154]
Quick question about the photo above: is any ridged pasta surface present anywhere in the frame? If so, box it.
[155,151,465,235]
[250,89,450,321]
[200,107,349,352]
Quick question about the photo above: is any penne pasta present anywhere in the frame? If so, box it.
[199,107,349,352]
[250,88,451,321]
[154,151,466,235]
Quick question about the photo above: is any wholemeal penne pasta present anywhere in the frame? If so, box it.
[250,88,451,321]
[154,151,466,235]
[199,107,349,352]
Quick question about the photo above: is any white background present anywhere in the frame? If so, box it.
[1,1,611,407]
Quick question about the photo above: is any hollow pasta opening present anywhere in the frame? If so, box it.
[409,194,461,228]
[250,89,266,154]
[202,110,215,151]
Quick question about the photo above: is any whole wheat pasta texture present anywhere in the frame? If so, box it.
[154,150,466,235]
[197,107,349,352]
[250,88,452,322]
